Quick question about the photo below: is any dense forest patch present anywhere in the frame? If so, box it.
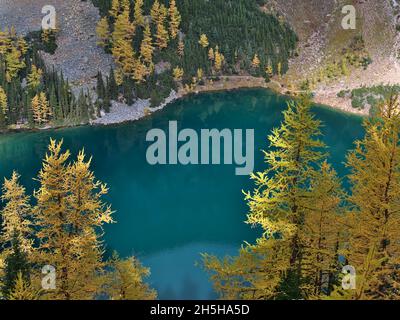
[92,0,298,107]
[0,29,94,131]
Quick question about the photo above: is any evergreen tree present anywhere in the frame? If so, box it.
[2,232,32,299]
[108,68,119,100]
[0,110,6,130]
[7,271,38,300]
[96,70,106,100]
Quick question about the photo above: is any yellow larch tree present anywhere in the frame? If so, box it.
[16,37,28,56]
[346,95,400,300]
[214,47,224,72]
[0,171,33,253]
[112,2,135,46]
[154,4,169,50]
[5,46,25,82]
[112,38,137,78]
[197,68,204,81]
[105,253,157,300]
[265,63,273,77]
[96,17,111,48]
[111,1,139,79]
[31,93,51,125]
[168,0,181,40]
[150,0,161,25]
[300,162,345,299]
[199,34,209,48]
[208,47,214,61]
[203,95,331,300]
[178,38,185,57]
[173,67,184,82]
[31,94,42,125]
[133,59,148,83]
[277,61,282,78]
[251,54,260,68]
[39,92,52,124]
[140,22,154,64]
[27,65,43,90]
[0,86,7,115]
[109,0,121,19]
[33,140,114,300]
[155,23,169,49]
[0,28,12,55]
[134,0,145,26]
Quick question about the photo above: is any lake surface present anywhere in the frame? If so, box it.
[0,89,364,299]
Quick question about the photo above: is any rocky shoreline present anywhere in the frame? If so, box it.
[90,90,181,126]
[0,76,367,136]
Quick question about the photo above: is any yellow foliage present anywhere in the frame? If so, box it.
[134,0,145,26]
[105,253,157,300]
[8,272,39,300]
[346,96,400,300]
[198,34,209,48]
[214,47,224,72]
[177,39,185,57]
[31,92,51,125]
[96,17,110,48]
[168,0,181,39]
[0,86,7,115]
[33,140,114,299]
[27,65,43,90]
[173,66,184,82]
[251,54,260,68]
[208,47,214,61]
[1,171,33,253]
[140,23,154,64]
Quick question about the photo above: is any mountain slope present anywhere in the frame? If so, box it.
[269,0,400,114]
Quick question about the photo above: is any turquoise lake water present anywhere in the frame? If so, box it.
[0,89,365,299]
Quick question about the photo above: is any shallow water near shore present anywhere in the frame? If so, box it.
[0,88,364,299]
